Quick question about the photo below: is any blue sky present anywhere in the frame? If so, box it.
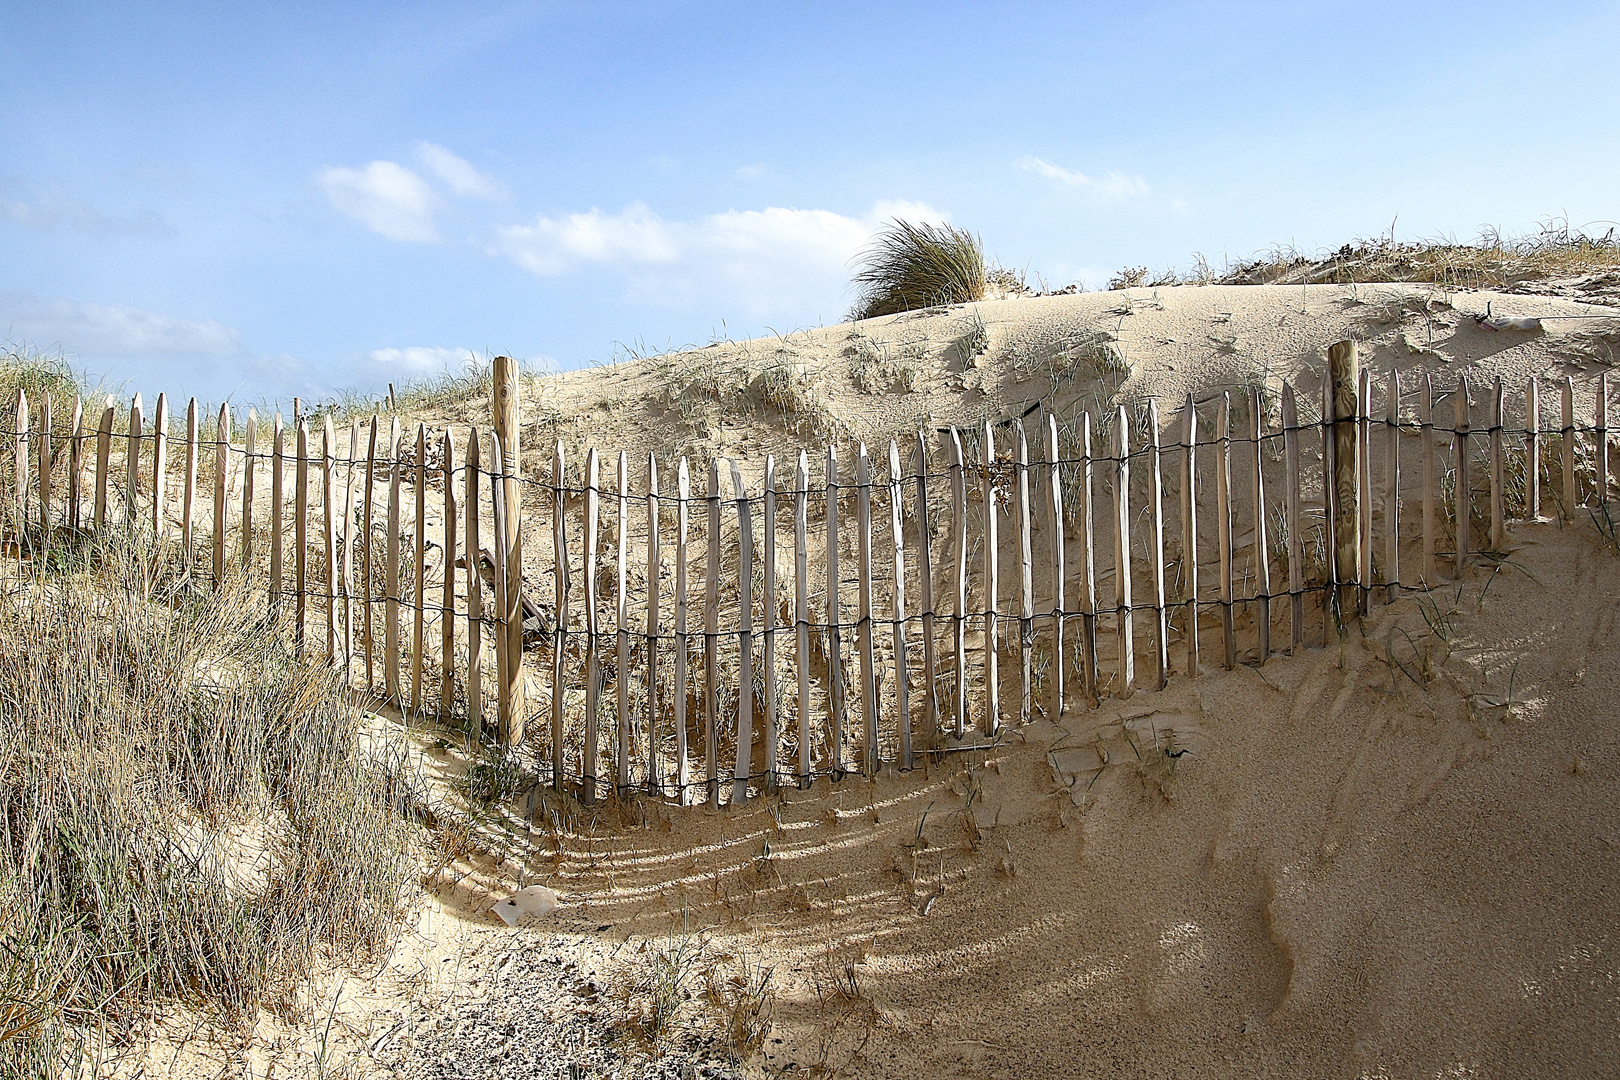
[3,1,1616,406]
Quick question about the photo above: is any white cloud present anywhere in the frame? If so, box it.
[0,179,167,236]
[491,199,950,316]
[415,143,507,201]
[734,163,769,181]
[364,346,474,372]
[1014,156,1150,201]
[0,290,245,358]
[316,160,440,242]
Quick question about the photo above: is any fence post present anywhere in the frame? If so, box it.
[705,457,721,805]
[151,394,168,540]
[1015,421,1033,725]
[1149,400,1169,686]
[760,454,776,789]
[94,397,113,532]
[412,423,427,714]
[793,451,811,784]
[1282,384,1303,649]
[271,413,285,611]
[296,418,309,653]
[856,443,878,771]
[1357,371,1372,614]
[1491,377,1505,550]
[242,410,256,568]
[492,355,525,744]
[126,395,143,526]
[385,418,401,703]
[464,427,483,738]
[361,415,377,684]
[677,456,693,797]
[38,398,52,537]
[182,399,198,561]
[1597,373,1609,505]
[1216,394,1235,669]
[914,430,940,738]
[981,422,1000,733]
[1113,405,1134,696]
[213,405,229,589]
[1181,398,1200,671]
[647,452,663,794]
[583,448,601,800]
[1044,416,1064,716]
[616,450,630,794]
[324,419,339,661]
[67,396,83,533]
[552,440,568,793]
[1078,413,1099,704]
[12,390,26,537]
[1455,377,1471,576]
[887,440,910,769]
[440,428,457,716]
[824,446,846,774]
[1526,378,1541,520]
[1328,340,1360,612]
[1384,371,1401,602]
[948,429,968,736]
[731,459,755,802]
[1422,375,1436,582]
[1561,376,1576,518]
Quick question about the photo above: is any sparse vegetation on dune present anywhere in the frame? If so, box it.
[849,219,990,320]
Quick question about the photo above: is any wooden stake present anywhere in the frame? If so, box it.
[11,390,25,534]
[150,393,166,540]
[1078,413,1099,703]
[705,458,721,806]
[213,406,229,590]
[1045,415,1065,715]
[1384,371,1401,601]
[583,447,601,801]
[344,420,359,670]
[361,416,377,685]
[296,418,309,654]
[1422,375,1436,583]
[412,424,426,714]
[1526,377,1541,520]
[1597,373,1610,504]
[271,413,285,610]
[385,418,401,703]
[617,450,630,794]
[647,452,663,794]
[856,443,879,772]
[465,427,483,738]
[794,451,811,784]
[552,440,568,793]
[67,396,83,533]
[1282,384,1303,649]
[1181,397,1200,671]
[1491,377,1506,549]
[676,457,692,798]
[242,410,256,568]
[948,429,968,736]
[440,429,457,716]
[37,398,52,536]
[1149,400,1169,686]
[1357,370,1372,614]
[125,394,142,526]
[1015,421,1033,725]
[731,459,755,802]
[1562,376,1577,516]
[492,355,525,743]
[1113,405,1135,696]
[1216,394,1235,670]
[981,423,1000,733]
[1328,340,1360,611]
[324,419,339,661]
[761,455,777,790]
[94,397,113,532]
[1455,376,1471,576]
[491,432,509,726]
[825,446,846,774]
[888,440,911,769]
[913,432,939,739]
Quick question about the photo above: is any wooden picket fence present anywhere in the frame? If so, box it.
[4,348,1613,808]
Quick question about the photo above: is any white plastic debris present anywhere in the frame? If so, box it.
[1477,315,1542,332]
[492,885,559,926]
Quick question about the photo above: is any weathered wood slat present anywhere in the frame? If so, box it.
[705,458,721,806]
[1598,374,1610,504]
[37,398,52,535]
[385,419,402,702]
[761,455,777,789]
[1526,378,1541,520]
[67,396,83,533]
[1148,400,1169,686]
[856,443,879,772]
[125,394,142,525]
[492,356,524,745]
[1357,371,1372,614]
[151,394,167,539]
[1045,414,1065,714]
[1422,376,1436,582]
[1384,371,1400,602]
[12,391,26,532]
[1078,413,1098,703]
[465,427,483,737]
[181,399,198,560]
[440,429,456,715]
[981,422,1000,733]
[1562,376,1576,516]
[793,451,813,783]
[887,440,910,769]
[1215,394,1235,670]
[1246,389,1270,658]
[1015,421,1033,725]
[1455,377,1471,575]
[361,415,377,684]
[1328,341,1360,612]
[412,424,427,714]
[825,445,846,773]
[344,419,359,669]
[1282,384,1303,649]
[948,429,968,736]
[647,453,663,794]
[94,397,113,531]
[213,406,229,590]
[676,456,692,797]
[242,411,256,568]
[272,413,285,610]
[490,432,509,728]
[731,459,755,802]
[1181,397,1201,671]
[617,451,631,794]
[552,440,569,793]
[913,431,939,737]
[1491,377,1505,548]
[583,447,601,801]
[324,419,339,661]
[296,418,310,653]
[1113,405,1135,696]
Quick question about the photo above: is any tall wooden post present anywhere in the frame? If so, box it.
[1328,340,1360,615]
[492,355,525,744]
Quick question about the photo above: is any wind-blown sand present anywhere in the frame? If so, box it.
[129,281,1620,1079]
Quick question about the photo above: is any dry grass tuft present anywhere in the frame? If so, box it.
[850,220,988,321]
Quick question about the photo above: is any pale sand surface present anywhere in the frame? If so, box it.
[122,282,1620,1078]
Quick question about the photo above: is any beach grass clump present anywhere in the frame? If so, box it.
[0,346,99,431]
[0,533,418,1076]
[849,220,988,321]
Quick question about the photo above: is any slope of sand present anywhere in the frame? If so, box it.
[125,283,1620,1078]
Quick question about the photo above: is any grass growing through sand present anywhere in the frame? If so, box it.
[850,220,988,321]
[0,530,419,1077]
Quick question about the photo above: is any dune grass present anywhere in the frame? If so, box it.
[849,220,988,321]
[0,531,419,1078]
